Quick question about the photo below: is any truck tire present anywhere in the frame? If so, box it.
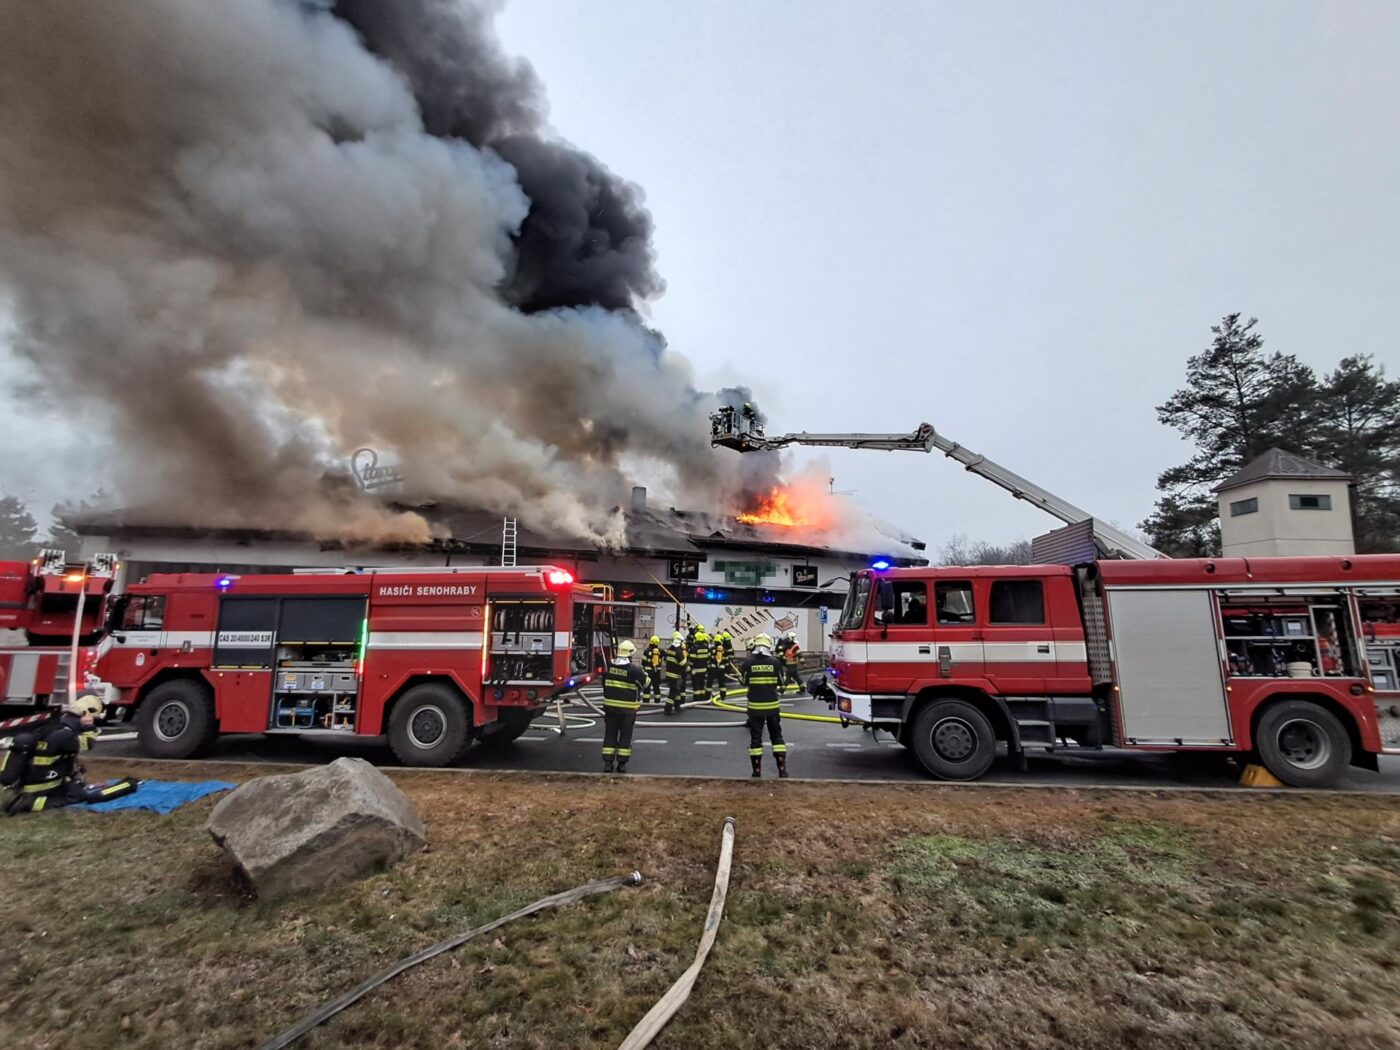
[388,684,471,767]
[477,707,537,749]
[136,679,218,759]
[1256,699,1351,788]
[910,699,996,781]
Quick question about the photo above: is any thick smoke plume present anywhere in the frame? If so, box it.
[0,0,771,546]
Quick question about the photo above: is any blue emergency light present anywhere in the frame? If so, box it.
[869,556,893,572]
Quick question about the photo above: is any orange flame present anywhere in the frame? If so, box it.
[736,485,835,530]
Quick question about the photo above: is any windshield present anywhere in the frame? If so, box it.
[837,574,872,631]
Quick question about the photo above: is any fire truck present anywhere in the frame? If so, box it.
[0,549,119,715]
[819,555,1400,786]
[99,565,611,766]
[709,410,1400,786]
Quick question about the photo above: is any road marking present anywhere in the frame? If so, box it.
[577,737,603,743]
[634,738,668,744]
[825,742,863,749]
[694,740,728,746]
[97,732,138,742]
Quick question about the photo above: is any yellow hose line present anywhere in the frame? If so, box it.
[708,693,845,724]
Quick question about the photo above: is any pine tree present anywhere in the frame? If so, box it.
[1314,356,1400,553]
[0,495,39,560]
[1142,314,1318,555]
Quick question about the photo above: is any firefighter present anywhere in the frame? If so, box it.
[2,694,138,815]
[601,641,647,774]
[712,631,733,699]
[689,628,712,707]
[642,635,664,701]
[663,631,688,716]
[741,634,788,778]
[682,622,700,695]
[780,633,801,692]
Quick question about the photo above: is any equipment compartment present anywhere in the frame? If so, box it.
[486,600,555,684]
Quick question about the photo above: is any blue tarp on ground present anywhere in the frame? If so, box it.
[84,780,235,814]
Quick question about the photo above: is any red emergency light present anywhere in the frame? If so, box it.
[545,569,574,589]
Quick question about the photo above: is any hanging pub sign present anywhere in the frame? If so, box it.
[792,565,819,587]
[668,559,700,582]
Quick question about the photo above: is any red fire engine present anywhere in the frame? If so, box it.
[818,555,1400,787]
[0,550,118,715]
[99,565,611,766]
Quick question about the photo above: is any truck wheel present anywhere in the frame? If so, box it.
[1256,700,1351,788]
[477,708,537,749]
[136,679,217,759]
[910,699,996,781]
[388,684,471,767]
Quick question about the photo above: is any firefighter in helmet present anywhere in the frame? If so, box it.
[601,641,647,774]
[2,694,138,815]
[663,631,688,716]
[779,632,801,692]
[741,634,788,778]
[712,630,734,699]
[643,635,664,701]
[689,627,712,708]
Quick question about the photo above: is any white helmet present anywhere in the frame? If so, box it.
[752,633,773,652]
[66,692,104,719]
[617,640,636,658]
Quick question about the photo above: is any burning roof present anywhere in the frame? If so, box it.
[72,497,926,566]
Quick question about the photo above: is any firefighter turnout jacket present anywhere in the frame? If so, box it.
[663,642,688,680]
[689,633,712,671]
[1,713,136,814]
[602,661,648,710]
[643,640,664,670]
[740,653,783,712]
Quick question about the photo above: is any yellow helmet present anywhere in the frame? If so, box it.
[696,628,708,640]
[650,635,660,644]
[671,631,684,642]
[753,633,773,650]
[617,640,636,657]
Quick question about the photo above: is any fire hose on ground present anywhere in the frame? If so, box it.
[617,817,736,1050]
[572,681,844,727]
[255,818,738,1048]
[255,872,643,1050]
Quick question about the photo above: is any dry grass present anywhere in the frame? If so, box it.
[1,759,1398,1049]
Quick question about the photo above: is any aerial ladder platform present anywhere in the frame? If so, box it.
[709,406,1162,561]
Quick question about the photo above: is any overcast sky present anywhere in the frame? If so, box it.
[494,0,1399,549]
[2,1,1397,551]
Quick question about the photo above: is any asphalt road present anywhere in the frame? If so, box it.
[92,690,1400,793]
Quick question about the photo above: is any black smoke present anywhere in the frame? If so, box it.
[331,0,664,314]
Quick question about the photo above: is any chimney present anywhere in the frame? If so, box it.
[631,486,647,512]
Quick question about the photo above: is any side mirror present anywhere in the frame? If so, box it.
[873,609,887,625]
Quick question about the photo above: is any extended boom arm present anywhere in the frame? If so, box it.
[710,408,1162,560]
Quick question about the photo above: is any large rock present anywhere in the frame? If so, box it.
[208,757,426,900]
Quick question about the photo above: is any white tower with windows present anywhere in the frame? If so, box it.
[1215,449,1355,557]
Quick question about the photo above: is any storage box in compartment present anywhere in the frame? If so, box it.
[490,631,553,654]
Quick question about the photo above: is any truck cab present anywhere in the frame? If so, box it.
[825,564,1106,778]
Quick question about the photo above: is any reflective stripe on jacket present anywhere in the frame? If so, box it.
[602,663,648,710]
[741,655,782,711]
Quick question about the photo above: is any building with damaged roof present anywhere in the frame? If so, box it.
[72,488,926,654]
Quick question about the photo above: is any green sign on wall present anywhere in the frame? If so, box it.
[711,560,776,587]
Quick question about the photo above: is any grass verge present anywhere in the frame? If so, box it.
[1,759,1397,1049]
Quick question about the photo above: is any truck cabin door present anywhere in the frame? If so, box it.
[867,578,931,694]
[103,593,170,684]
[926,578,984,686]
[978,577,1051,694]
